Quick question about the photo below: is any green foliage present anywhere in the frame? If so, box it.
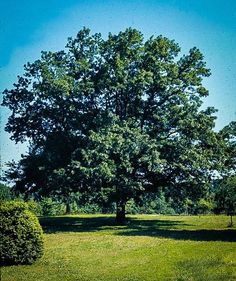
[78,117,163,221]
[196,198,214,214]
[126,199,139,214]
[219,121,236,174]
[0,201,44,265]
[27,199,43,216]
[77,203,102,214]
[215,177,236,214]
[40,198,65,216]
[64,192,104,214]
[135,192,175,214]
[0,183,14,201]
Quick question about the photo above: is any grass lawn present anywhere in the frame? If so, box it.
[1,214,236,281]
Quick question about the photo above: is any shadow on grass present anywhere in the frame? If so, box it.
[39,215,236,242]
[118,227,236,242]
[39,216,117,233]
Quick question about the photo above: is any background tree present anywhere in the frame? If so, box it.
[2,28,227,223]
[219,121,236,175]
[0,183,14,201]
[215,176,236,227]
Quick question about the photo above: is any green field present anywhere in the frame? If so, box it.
[1,215,236,281]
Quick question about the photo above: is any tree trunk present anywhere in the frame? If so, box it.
[229,215,233,227]
[116,200,126,224]
[66,201,71,215]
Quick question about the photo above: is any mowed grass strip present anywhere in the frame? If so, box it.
[2,215,236,281]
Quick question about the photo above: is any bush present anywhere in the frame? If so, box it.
[196,198,214,214]
[27,199,43,216]
[77,202,102,214]
[0,183,14,201]
[0,201,44,265]
[40,198,65,216]
[126,199,138,214]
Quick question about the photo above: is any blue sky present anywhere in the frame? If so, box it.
[1,0,236,169]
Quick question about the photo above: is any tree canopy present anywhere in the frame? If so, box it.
[2,28,230,223]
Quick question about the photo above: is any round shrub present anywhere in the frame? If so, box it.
[0,201,44,265]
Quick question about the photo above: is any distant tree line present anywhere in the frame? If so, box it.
[1,178,235,226]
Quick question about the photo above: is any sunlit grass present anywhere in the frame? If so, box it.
[2,215,236,281]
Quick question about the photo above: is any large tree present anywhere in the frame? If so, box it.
[3,28,225,223]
